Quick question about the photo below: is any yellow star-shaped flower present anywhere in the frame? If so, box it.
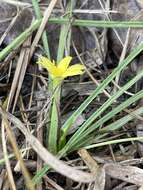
[37,56,85,79]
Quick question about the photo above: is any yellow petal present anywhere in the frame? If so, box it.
[37,56,57,74]
[57,56,72,72]
[62,64,85,78]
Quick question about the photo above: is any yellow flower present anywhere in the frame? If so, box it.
[37,56,85,79]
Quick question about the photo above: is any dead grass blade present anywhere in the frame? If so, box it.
[12,37,32,112]
[7,37,31,110]
[29,0,58,59]
[44,176,64,190]
[105,163,143,186]
[78,149,105,190]
[1,121,17,190]
[0,106,96,183]
[0,11,18,46]
[1,0,30,7]
[1,108,35,190]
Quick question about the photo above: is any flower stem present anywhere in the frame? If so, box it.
[48,79,61,154]
[48,1,73,154]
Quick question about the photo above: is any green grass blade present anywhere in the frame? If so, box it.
[85,136,143,149]
[70,106,143,152]
[57,3,73,61]
[32,165,50,185]
[56,22,71,62]
[61,69,143,147]
[0,20,41,61]
[2,19,143,62]
[48,18,143,28]
[100,107,143,133]
[60,42,143,145]
[48,99,59,154]
[68,89,143,151]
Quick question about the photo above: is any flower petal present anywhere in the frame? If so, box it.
[37,56,57,74]
[57,56,72,72]
[62,64,85,78]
